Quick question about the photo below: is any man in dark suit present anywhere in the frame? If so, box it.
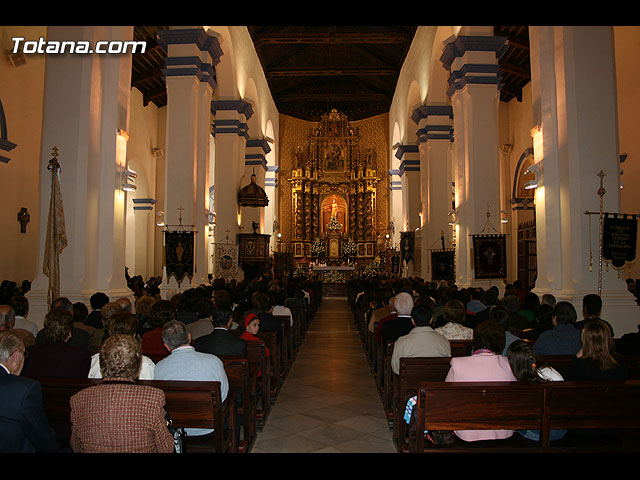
[23,309,91,378]
[193,306,248,357]
[0,331,59,453]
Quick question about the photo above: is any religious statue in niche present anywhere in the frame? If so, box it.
[294,146,305,169]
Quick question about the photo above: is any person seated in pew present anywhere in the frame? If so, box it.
[379,292,415,349]
[390,302,450,375]
[506,339,566,443]
[141,300,176,360]
[36,297,91,350]
[239,312,270,359]
[532,301,582,356]
[155,320,229,438]
[0,331,60,453]
[434,299,474,341]
[441,320,517,442]
[69,334,175,453]
[193,306,248,357]
[251,291,283,345]
[404,320,517,443]
[568,318,628,381]
[23,309,91,379]
[567,318,628,443]
[88,312,155,380]
[575,294,615,338]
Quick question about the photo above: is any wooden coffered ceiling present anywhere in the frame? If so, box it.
[131,26,531,121]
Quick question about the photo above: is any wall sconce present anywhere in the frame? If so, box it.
[523,162,540,190]
[121,167,137,191]
[156,211,165,227]
[500,210,509,224]
[448,209,457,225]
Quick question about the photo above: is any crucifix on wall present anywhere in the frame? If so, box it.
[17,207,30,233]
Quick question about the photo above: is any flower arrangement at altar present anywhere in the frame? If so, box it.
[327,215,342,231]
[342,238,357,258]
[362,257,384,278]
[310,237,326,257]
[293,264,308,280]
[324,269,344,283]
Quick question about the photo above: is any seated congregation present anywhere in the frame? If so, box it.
[0,272,320,453]
[348,276,640,452]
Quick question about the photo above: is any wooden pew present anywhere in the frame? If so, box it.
[220,356,257,451]
[245,341,271,428]
[392,357,452,449]
[257,330,280,400]
[537,354,640,380]
[273,314,292,375]
[384,340,472,431]
[34,376,236,453]
[411,379,640,453]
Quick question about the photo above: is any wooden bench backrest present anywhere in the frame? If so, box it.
[139,379,224,429]
[398,357,451,388]
[415,379,640,450]
[417,380,544,431]
[546,380,640,430]
[36,377,225,430]
[450,340,472,357]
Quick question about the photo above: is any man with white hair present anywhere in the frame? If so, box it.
[379,291,415,349]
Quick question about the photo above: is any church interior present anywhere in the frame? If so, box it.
[1,25,640,454]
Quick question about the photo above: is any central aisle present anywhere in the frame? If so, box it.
[250,297,398,453]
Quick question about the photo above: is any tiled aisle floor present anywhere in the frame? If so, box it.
[250,297,398,453]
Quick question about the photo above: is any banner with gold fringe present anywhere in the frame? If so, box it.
[165,231,194,287]
[472,234,507,279]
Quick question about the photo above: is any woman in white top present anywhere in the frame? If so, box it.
[506,339,565,442]
[88,312,155,380]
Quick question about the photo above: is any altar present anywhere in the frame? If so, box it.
[311,265,355,297]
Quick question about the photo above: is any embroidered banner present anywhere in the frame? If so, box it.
[431,250,456,282]
[215,243,238,282]
[603,214,637,269]
[472,234,507,279]
[165,231,194,287]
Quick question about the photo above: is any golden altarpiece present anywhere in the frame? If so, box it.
[286,109,383,264]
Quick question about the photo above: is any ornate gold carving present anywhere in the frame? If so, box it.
[279,111,389,258]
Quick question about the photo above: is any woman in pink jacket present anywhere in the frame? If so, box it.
[444,320,517,442]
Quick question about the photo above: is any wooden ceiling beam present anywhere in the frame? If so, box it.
[254,32,412,45]
[499,61,531,79]
[278,92,389,102]
[266,66,398,77]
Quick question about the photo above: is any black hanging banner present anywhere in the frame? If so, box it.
[165,231,195,287]
[431,250,456,282]
[603,214,637,269]
[472,234,507,279]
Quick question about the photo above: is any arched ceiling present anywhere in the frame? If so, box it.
[131,26,531,122]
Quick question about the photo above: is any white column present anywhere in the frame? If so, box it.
[530,26,637,335]
[28,26,134,327]
[415,105,455,281]
[211,100,253,280]
[442,27,509,288]
[156,27,222,291]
